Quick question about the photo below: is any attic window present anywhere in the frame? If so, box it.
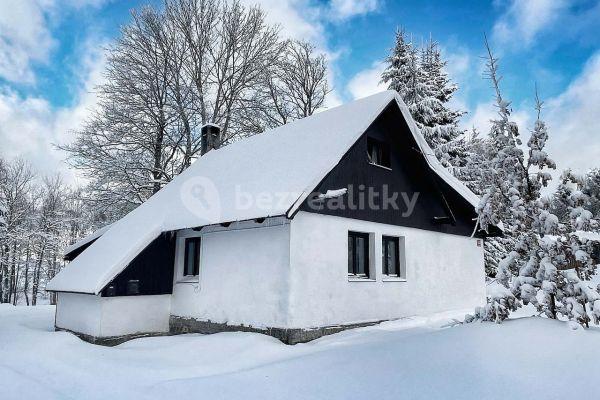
[367,137,391,169]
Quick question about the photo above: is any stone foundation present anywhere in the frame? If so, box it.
[55,327,169,346]
[56,317,386,346]
[169,315,384,345]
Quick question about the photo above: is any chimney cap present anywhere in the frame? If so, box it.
[201,122,221,130]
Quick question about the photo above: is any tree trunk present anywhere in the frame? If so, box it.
[181,110,192,170]
[8,241,17,304]
[31,242,45,306]
[549,293,557,319]
[12,253,20,306]
[49,253,57,305]
[1,243,9,303]
[22,243,30,306]
[582,301,590,328]
[152,122,165,194]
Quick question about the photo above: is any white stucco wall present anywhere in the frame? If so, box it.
[99,295,171,337]
[57,213,485,336]
[55,293,171,337]
[55,293,103,337]
[287,211,486,328]
[170,222,292,328]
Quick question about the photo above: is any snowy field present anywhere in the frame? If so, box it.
[2,305,600,400]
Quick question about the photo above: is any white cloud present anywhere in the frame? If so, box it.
[0,42,106,183]
[0,0,115,84]
[0,0,55,83]
[346,61,386,99]
[329,0,380,20]
[443,47,471,82]
[492,0,568,47]
[544,51,600,174]
[242,0,325,43]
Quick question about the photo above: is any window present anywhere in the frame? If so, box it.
[348,231,370,278]
[367,137,391,168]
[183,237,201,276]
[382,236,405,278]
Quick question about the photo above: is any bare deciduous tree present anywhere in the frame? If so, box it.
[60,0,329,221]
[258,40,329,128]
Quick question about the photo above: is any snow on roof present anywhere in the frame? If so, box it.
[63,224,112,257]
[46,90,480,294]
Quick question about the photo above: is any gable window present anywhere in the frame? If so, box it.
[382,236,405,278]
[183,237,201,276]
[367,137,391,169]
[348,231,370,278]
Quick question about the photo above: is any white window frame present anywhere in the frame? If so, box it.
[174,230,203,284]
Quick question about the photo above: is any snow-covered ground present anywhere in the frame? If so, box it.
[1,305,600,400]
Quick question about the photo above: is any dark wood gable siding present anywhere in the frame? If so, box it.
[298,102,482,237]
[100,232,176,296]
[63,240,97,261]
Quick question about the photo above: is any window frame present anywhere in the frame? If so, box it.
[366,137,391,169]
[382,236,400,277]
[382,235,406,280]
[183,237,201,277]
[348,231,371,279]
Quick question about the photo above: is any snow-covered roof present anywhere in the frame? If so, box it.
[47,90,480,294]
[63,224,112,258]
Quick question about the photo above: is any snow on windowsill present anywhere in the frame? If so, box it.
[348,276,376,282]
[382,277,407,282]
[176,277,199,284]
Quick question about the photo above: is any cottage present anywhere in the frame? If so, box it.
[47,91,498,345]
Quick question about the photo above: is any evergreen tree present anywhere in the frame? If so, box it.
[551,169,600,222]
[419,39,466,167]
[467,39,600,326]
[381,29,466,168]
[381,28,417,101]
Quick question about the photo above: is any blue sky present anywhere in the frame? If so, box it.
[1,0,599,184]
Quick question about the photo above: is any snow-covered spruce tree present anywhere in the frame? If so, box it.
[381,30,466,168]
[455,128,516,278]
[419,39,467,168]
[551,169,600,223]
[381,28,417,102]
[467,40,600,326]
